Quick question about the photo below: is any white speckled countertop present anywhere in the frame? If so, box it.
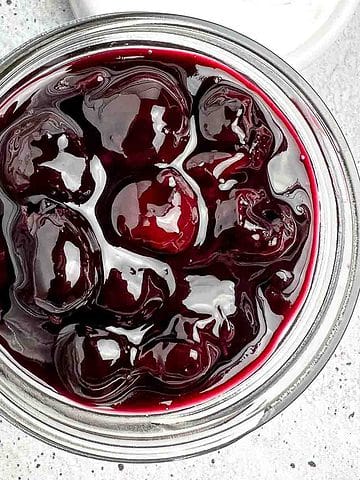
[0,1,359,479]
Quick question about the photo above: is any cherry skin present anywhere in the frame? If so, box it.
[96,267,168,323]
[184,150,250,209]
[111,167,199,254]
[83,66,190,168]
[137,338,220,389]
[0,111,94,204]
[183,151,250,268]
[214,188,298,262]
[12,201,100,316]
[263,269,295,316]
[198,81,274,167]
[54,323,139,404]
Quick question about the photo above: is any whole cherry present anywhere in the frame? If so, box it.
[83,66,191,168]
[12,201,100,316]
[0,111,94,204]
[198,81,273,167]
[54,323,139,404]
[112,167,199,254]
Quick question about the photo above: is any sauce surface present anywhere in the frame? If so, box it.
[0,48,316,411]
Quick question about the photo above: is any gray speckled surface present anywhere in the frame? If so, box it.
[0,1,359,479]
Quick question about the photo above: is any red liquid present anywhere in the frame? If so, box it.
[0,48,318,412]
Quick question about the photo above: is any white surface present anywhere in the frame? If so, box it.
[0,1,359,479]
[69,0,360,69]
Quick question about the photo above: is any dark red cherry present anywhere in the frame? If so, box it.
[214,188,298,261]
[168,312,236,358]
[96,268,168,322]
[0,111,94,204]
[184,150,250,210]
[83,66,190,168]
[198,82,273,167]
[183,152,250,267]
[112,168,199,254]
[137,339,220,388]
[12,202,100,315]
[54,324,139,404]
[263,269,294,316]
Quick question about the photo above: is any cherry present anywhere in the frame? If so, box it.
[96,267,168,322]
[183,152,251,268]
[214,188,298,262]
[168,312,236,358]
[137,338,220,388]
[198,82,273,167]
[54,323,138,404]
[112,168,199,254]
[83,66,190,168]
[263,269,294,316]
[0,111,94,204]
[184,150,250,209]
[12,202,100,316]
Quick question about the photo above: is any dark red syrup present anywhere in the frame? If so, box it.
[0,48,318,412]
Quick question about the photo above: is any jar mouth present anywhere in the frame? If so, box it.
[0,12,359,462]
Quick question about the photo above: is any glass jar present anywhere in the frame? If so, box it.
[0,13,359,462]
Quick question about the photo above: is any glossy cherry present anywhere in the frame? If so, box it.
[198,81,274,167]
[12,202,100,316]
[83,66,191,168]
[138,338,220,388]
[214,188,298,262]
[263,269,295,316]
[0,111,94,204]
[54,323,138,404]
[112,167,199,254]
[96,267,168,323]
